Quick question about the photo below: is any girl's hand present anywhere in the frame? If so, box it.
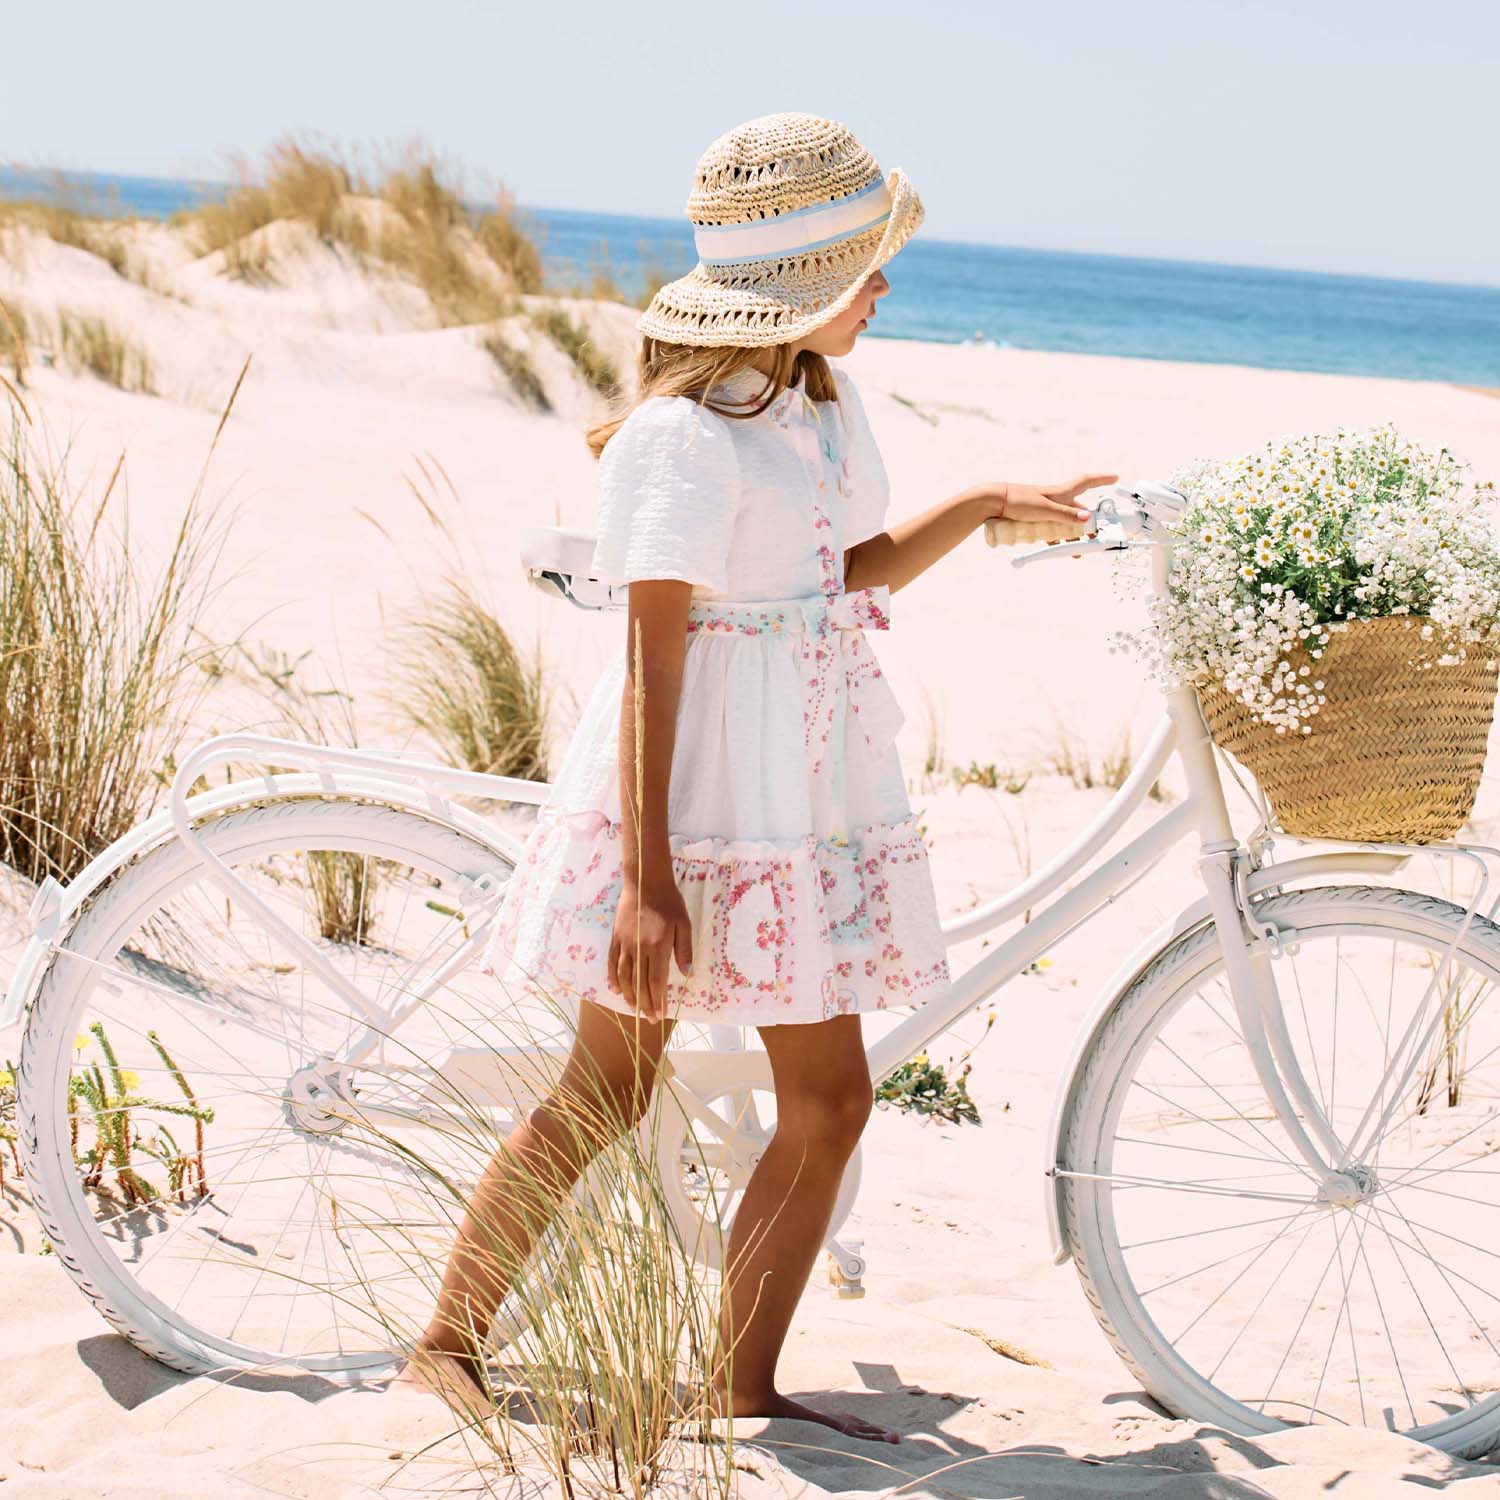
[608,873,695,1021]
[983,474,1119,532]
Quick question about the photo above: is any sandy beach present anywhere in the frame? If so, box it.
[4,215,1500,1498]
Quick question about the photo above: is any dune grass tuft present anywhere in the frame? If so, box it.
[184,136,362,258]
[480,329,550,411]
[0,297,29,390]
[225,640,385,943]
[530,305,621,401]
[0,366,239,883]
[379,456,554,780]
[54,308,155,394]
[327,1010,737,1497]
[1045,716,1168,801]
[392,581,552,782]
[0,169,138,280]
[179,135,544,325]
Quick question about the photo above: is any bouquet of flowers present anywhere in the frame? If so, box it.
[1124,425,1500,842]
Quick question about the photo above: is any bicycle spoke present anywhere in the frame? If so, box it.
[1137,1206,1318,1303]
[1383,1193,1500,1379]
[1062,1168,1311,1206]
[27,804,519,1378]
[1076,896,1500,1438]
[1355,1212,1416,1430]
[1156,1038,1308,1175]
[1114,1135,1308,1169]
[1311,1206,1363,1427]
[1129,1077,1311,1183]
[1203,1210,1325,1384]
[1121,1206,1311,1253]
[1171,1203,1322,1348]
[1258,1210,1358,1416]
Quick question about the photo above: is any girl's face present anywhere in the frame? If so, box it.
[798,265,891,357]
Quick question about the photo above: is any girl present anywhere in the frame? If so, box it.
[397,111,1110,1443]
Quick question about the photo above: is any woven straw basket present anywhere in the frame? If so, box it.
[1196,616,1500,844]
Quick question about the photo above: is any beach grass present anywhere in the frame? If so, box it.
[479,328,551,411]
[176,135,544,326]
[0,177,137,280]
[55,307,155,394]
[1045,715,1169,801]
[376,457,555,781]
[223,640,384,943]
[0,298,155,395]
[530,305,621,401]
[0,296,29,389]
[393,580,552,782]
[0,369,236,884]
[320,995,737,1498]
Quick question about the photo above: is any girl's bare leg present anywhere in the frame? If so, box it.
[712,1013,899,1444]
[395,1000,674,1406]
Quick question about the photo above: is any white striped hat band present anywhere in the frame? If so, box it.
[692,178,893,267]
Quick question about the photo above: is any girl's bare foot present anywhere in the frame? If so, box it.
[714,1387,901,1444]
[392,1342,493,1424]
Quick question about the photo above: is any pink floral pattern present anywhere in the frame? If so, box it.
[482,372,952,1026]
[482,803,950,1025]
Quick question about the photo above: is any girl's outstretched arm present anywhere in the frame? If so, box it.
[608,576,698,1021]
[844,474,1116,594]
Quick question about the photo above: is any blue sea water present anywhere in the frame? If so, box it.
[5,166,1498,387]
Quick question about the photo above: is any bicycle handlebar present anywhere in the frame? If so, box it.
[994,480,1187,569]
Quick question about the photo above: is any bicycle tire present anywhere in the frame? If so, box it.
[1061,884,1500,1456]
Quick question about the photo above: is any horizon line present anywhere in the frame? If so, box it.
[4,161,1498,296]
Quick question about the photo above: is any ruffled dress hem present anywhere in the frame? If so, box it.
[482,801,951,1027]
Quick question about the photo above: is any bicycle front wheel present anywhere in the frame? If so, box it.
[16,797,561,1383]
[1061,884,1500,1455]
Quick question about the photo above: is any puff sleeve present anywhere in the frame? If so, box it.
[832,367,891,549]
[590,397,741,595]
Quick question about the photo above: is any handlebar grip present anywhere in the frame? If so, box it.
[983,516,1092,548]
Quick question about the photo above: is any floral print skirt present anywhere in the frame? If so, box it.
[481,595,951,1027]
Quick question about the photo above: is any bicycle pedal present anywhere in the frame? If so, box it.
[826,1240,866,1298]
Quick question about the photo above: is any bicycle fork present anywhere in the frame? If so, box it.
[1171,684,1358,1198]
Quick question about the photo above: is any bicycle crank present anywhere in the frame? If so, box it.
[281,1059,360,1135]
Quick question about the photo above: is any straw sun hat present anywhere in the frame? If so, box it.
[636,112,924,348]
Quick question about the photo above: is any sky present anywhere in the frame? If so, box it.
[9,0,1497,286]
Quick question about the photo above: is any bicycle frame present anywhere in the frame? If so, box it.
[8,507,1496,1275]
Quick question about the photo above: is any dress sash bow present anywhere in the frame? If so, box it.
[796,583,906,773]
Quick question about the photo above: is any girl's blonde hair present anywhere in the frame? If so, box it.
[584,337,837,459]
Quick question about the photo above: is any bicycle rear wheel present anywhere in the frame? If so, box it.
[1061,884,1500,1456]
[16,797,566,1383]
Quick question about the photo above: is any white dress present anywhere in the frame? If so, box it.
[482,362,951,1026]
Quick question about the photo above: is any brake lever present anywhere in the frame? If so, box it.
[1011,537,1115,569]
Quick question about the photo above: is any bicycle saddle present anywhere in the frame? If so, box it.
[519,525,627,611]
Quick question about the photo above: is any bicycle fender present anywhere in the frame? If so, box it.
[0,775,526,1030]
[1042,848,1410,1265]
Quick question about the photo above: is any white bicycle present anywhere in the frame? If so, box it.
[11,483,1500,1455]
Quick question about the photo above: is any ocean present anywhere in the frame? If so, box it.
[4,166,1498,387]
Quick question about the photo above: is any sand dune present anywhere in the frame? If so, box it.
[3,215,1500,1496]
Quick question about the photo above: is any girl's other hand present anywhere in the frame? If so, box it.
[984,474,1118,533]
[608,874,695,1021]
